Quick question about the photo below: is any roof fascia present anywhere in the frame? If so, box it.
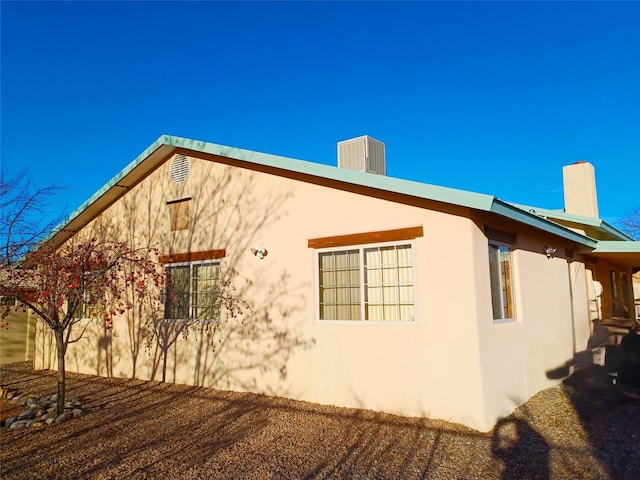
[592,241,640,254]
[491,201,596,247]
[44,134,599,251]
[164,135,499,211]
[508,203,634,241]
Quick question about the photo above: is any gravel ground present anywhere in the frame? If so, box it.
[1,361,639,480]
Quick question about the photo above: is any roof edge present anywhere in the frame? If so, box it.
[492,201,597,247]
[508,202,635,241]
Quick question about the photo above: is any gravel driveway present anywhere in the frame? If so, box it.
[1,362,639,479]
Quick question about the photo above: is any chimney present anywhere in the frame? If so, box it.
[337,135,386,175]
[562,161,599,218]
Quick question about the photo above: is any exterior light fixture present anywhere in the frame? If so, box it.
[544,246,557,259]
[250,247,268,259]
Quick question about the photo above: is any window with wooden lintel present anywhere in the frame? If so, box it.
[310,227,422,323]
[161,249,226,322]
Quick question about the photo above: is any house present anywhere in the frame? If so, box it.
[33,135,640,431]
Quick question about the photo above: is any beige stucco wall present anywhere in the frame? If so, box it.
[1,308,36,365]
[476,240,578,427]
[34,153,587,431]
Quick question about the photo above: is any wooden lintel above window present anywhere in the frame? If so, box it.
[308,226,424,249]
[159,249,226,264]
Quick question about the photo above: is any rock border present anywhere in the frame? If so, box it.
[0,386,84,429]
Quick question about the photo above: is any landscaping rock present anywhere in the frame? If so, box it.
[0,389,84,430]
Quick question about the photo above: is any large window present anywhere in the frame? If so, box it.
[318,242,415,322]
[488,242,515,321]
[164,261,221,320]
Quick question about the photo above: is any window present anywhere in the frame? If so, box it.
[621,272,630,318]
[318,242,415,322]
[488,242,515,321]
[164,261,221,321]
[73,290,105,320]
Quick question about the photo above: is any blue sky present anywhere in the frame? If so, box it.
[2,1,639,229]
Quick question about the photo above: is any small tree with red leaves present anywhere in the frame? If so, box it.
[0,237,162,415]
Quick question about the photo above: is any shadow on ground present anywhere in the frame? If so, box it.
[2,362,639,479]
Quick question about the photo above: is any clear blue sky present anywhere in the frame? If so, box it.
[2,1,639,228]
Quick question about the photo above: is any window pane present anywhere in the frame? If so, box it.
[363,244,414,321]
[365,268,381,286]
[399,305,413,321]
[320,304,336,320]
[396,244,412,263]
[165,265,190,320]
[321,287,336,303]
[398,266,413,283]
[382,267,398,284]
[366,304,383,321]
[318,250,361,320]
[320,271,334,287]
[380,246,396,264]
[383,305,398,320]
[489,244,515,320]
[192,263,221,320]
[398,285,413,303]
[383,285,398,303]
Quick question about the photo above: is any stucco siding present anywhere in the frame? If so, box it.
[477,233,577,428]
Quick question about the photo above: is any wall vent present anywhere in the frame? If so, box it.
[337,135,386,175]
[170,154,190,184]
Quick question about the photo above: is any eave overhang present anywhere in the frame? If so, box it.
[508,203,634,241]
[44,135,601,251]
[589,241,640,267]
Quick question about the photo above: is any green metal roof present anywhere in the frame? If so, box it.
[50,135,603,249]
[592,241,640,253]
[508,203,634,241]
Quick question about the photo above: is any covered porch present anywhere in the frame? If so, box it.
[585,241,640,336]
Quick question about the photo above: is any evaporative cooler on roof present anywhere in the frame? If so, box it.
[337,135,386,176]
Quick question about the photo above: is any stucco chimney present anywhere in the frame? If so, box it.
[337,135,386,175]
[562,161,599,218]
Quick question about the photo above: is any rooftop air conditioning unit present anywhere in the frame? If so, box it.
[337,135,386,176]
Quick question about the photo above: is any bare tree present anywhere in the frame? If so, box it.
[0,169,65,265]
[620,208,640,240]
[1,170,163,415]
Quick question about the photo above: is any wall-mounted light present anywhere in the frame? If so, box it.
[544,246,557,259]
[250,247,268,259]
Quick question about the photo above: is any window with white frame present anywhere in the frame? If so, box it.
[164,261,221,321]
[488,242,515,321]
[318,242,415,322]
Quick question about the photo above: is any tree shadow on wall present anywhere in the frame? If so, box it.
[100,157,315,393]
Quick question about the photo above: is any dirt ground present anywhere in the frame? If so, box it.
[2,362,640,479]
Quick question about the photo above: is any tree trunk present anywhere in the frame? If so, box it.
[55,328,66,416]
[161,350,167,383]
